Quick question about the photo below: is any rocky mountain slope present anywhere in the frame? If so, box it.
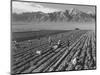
[12,8,95,23]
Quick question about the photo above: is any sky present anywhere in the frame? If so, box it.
[12,1,95,14]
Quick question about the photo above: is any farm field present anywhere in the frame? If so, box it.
[12,30,70,42]
[11,30,96,74]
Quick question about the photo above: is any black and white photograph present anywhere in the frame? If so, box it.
[11,0,96,75]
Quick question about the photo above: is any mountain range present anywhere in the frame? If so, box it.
[12,8,96,23]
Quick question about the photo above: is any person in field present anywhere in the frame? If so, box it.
[48,36,53,46]
[48,36,63,53]
[52,40,61,49]
[67,39,70,48]
[36,50,41,55]
[51,39,62,53]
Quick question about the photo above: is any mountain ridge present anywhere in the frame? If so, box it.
[12,8,96,23]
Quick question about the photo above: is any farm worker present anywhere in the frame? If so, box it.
[52,40,61,49]
[57,40,61,45]
[36,50,41,55]
[13,40,17,45]
[48,36,53,46]
[57,40,62,47]
[50,40,60,53]
[67,39,70,47]
[71,58,77,65]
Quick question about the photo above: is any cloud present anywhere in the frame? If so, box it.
[12,1,60,14]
